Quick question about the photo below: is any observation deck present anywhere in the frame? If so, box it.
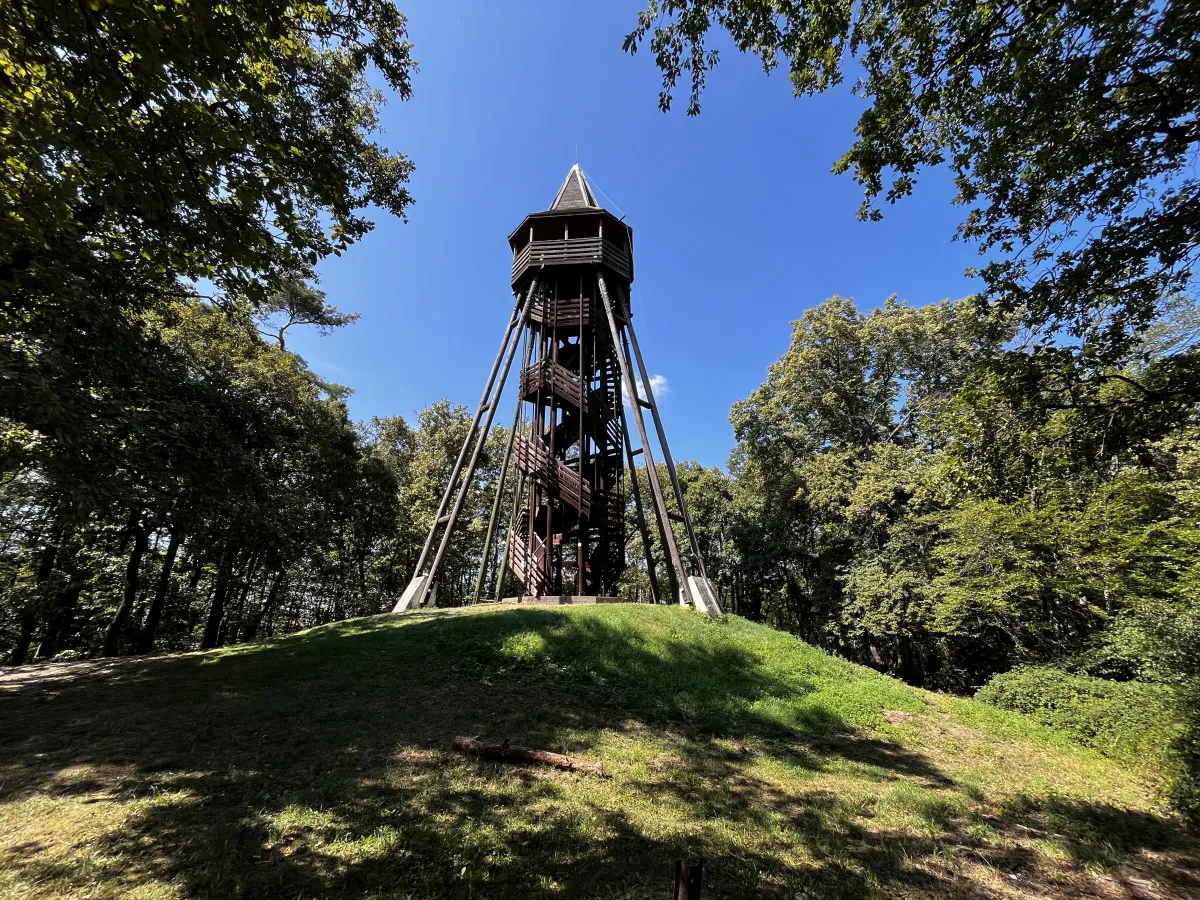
[511,233,632,287]
[508,164,634,290]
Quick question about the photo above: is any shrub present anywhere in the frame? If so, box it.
[1168,679,1200,826]
[976,666,1175,768]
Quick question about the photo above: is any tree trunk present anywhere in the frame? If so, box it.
[357,551,369,607]
[37,582,83,660]
[136,531,182,654]
[102,522,150,657]
[9,536,64,665]
[37,540,83,660]
[244,569,285,642]
[201,548,235,650]
[187,551,204,591]
[223,554,260,646]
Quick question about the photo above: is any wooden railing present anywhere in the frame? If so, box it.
[592,489,625,529]
[507,513,548,596]
[512,236,633,284]
[520,359,588,410]
[512,434,592,518]
[529,297,589,328]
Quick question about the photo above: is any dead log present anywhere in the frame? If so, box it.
[453,736,605,776]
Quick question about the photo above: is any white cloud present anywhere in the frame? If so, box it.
[624,373,669,405]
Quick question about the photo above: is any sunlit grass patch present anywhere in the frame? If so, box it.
[1,604,1196,899]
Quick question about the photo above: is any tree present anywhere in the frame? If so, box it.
[626,1,1199,364]
[258,276,361,352]
[1,0,416,492]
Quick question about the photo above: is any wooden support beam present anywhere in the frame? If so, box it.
[415,279,540,608]
[620,404,662,605]
[495,471,525,602]
[597,272,691,608]
[473,338,531,603]
[623,289,709,581]
[412,292,528,581]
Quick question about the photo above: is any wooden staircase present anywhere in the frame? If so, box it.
[507,510,548,596]
[520,358,589,411]
[512,433,592,518]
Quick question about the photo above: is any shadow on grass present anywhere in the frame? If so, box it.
[1,606,1196,899]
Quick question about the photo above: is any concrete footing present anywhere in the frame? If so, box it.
[683,576,724,617]
[392,574,437,613]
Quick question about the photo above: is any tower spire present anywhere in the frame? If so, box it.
[549,163,598,210]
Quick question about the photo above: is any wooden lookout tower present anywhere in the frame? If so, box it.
[394,165,722,615]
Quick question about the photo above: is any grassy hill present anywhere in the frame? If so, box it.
[1,604,1197,899]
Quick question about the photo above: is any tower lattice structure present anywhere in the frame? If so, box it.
[394,166,722,615]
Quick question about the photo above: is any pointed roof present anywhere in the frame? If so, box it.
[549,163,598,210]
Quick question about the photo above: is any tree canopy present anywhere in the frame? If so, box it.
[626,0,1200,364]
[1,0,416,502]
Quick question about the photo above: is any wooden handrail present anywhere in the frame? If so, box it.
[520,358,588,411]
[512,434,592,517]
[512,236,632,283]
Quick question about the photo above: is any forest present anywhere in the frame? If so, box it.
[2,0,1197,825]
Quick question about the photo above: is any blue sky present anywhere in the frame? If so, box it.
[289,0,980,470]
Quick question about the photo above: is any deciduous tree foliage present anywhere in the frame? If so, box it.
[626,1,1199,364]
[0,287,507,661]
[642,294,1198,686]
[1,0,416,501]
[624,3,1200,809]
[618,291,1198,817]
[1,0,443,662]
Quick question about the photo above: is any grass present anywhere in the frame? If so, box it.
[0,604,1196,899]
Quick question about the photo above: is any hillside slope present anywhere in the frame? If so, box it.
[1,604,1196,899]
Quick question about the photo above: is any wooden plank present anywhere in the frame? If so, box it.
[512,434,592,517]
[512,235,633,284]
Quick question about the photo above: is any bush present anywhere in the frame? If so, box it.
[976,666,1175,767]
[1168,679,1200,826]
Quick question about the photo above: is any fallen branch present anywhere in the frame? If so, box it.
[453,736,606,776]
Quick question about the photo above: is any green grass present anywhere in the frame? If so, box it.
[1,604,1197,899]
[975,666,1177,767]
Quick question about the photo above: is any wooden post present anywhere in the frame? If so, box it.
[494,471,524,602]
[412,289,528,579]
[620,283,708,580]
[472,335,532,603]
[620,402,663,604]
[577,273,585,596]
[673,859,704,900]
